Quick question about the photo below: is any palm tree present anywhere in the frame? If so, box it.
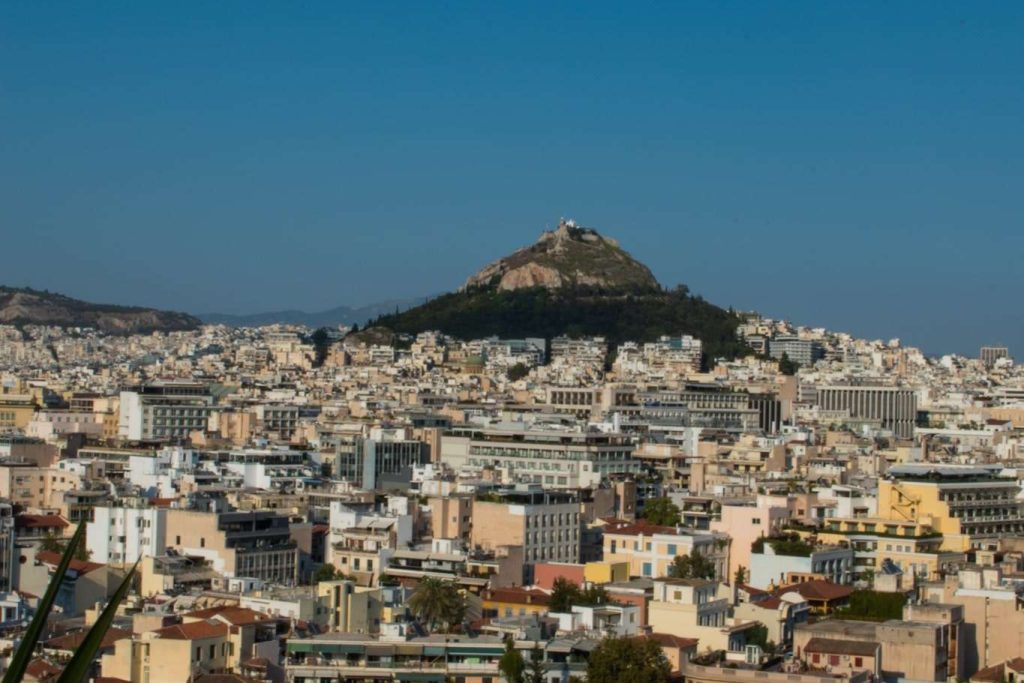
[409,577,466,632]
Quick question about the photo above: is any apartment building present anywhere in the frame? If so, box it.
[86,502,167,565]
[815,384,917,438]
[769,336,824,367]
[470,486,580,582]
[442,427,640,488]
[601,520,729,580]
[334,434,430,490]
[118,382,215,441]
[165,509,299,583]
[648,578,754,652]
[878,464,1024,547]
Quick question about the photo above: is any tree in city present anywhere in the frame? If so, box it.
[549,578,610,613]
[586,637,671,683]
[314,564,339,583]
[310,327,332,367]
[641,497,681,526]
[734,565,748,585]
[526,645,546,683]
[506,362,531,381]
[498,637,526,683]
[409,577,467,632]
[549,577,581,612]
[669,549,716,580]
[778,352,800,376]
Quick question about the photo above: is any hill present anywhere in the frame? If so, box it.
[199,297,425,328]
[0,287,201,335]
[371,220,749,362]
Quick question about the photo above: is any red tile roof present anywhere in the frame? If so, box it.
[646,633,700,649]
[25,658,62,680]
[482,587,552,606]
[776,579,853,602]
[35,550,104,575]
[153,620,229,640]
[16,514,68,530]
[45,627,131,651]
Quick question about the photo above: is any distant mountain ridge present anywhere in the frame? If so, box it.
[371,219,750,362]
[0,286,200,334]
[199,298,426,328]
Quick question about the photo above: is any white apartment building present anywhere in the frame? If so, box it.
[87,504,167,565]
[118,383,214,441]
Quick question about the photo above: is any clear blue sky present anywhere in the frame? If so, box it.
[2,3,1022,355]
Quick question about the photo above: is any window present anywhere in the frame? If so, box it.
[176,536,181,545]
[195,647,202,661]
[812,654,820,664]
[667,544,677,555]
[854,657,863,667]
[829,655,839,666]
[200,538,205,548]
[642,562,652,577]
[209,645,215,659]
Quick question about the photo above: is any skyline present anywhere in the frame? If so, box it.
[3,3,1022,355]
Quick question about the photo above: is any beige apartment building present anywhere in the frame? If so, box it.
[470,487,580,582]
[601,520,728,580]
[100,606,279,682]
[0,461,81,511]
[165,509,298,583]
[647,577,755,652]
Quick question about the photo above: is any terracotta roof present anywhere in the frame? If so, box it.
[972,663,1007,683]
[25,658,62,680]
[482,587,552,606]
[646,633,700,649]
[16,514,68,530]
[148,498,176,508]
[154,620,229,640]
[804,637,880,657]
[738,583,767,596]
[35,550,104,575]
[777,579,853,602]
[753,596,784,609]
[45,627,131,651]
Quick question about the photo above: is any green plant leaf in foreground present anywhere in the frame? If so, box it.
[2,520,86,683]
[56,560,139,683]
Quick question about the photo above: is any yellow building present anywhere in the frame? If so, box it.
[601,521,728,580]
[0,394,36,431]
[815,517,965,580]
[583,560,630,584]
[878,464,1024,548]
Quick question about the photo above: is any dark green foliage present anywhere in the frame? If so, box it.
[549,577,610,612]
[669,550,716,580]
[526,645,546,683]
[841,590,906,621]
[751,533,813,557]
[641,497,681,526]
[506,362,531,381]
[734,565,748,585]
[499,638,526,683]
[372,286,750,362]
[314,564,339,582]
[586,637,671,683]
[778,352,800,375]
[409,577,467,632]
[310,327,332,367]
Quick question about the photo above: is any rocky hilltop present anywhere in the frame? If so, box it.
[463,220,659,292]
[0,287,201,335]
[370,219,749,363]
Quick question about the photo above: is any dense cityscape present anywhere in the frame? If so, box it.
[0,222,1022,683]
